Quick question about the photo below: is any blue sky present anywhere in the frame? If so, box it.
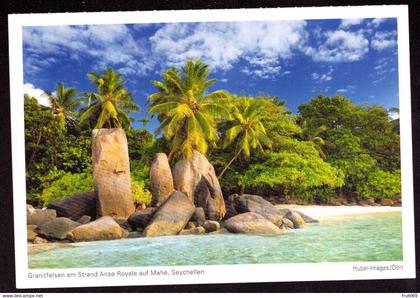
[22,17,399,131]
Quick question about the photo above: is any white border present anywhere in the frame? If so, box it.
[8,5,415,289]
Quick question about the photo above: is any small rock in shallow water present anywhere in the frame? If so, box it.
[202,220,220,233]
[285,211,305,229]
[179,226,206,235]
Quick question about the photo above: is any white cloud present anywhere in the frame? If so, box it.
[311,67,334,83]
[150,21,307,79]
[371,31,397,50]
[372,77,385,85]
[305,30,369,62]
[339,18,363,28]
[336,85,355,94]
[23,25,154,77]
[23,83,51,107]
[370,18,386,28]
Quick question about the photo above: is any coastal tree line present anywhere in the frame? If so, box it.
[24,60,401,206]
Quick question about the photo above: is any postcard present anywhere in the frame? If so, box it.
[8,5,415,289]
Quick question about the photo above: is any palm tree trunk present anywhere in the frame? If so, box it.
[167,149,175,161]
[218,148,242,179]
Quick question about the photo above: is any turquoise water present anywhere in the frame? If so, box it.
[28,212,402,268]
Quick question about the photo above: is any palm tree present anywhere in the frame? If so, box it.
[217,97,272,179]
[138,118,150,127]
[80,67,139,129]
[45,83,82,127]
[148,60,229,160]
[300,119,327,159]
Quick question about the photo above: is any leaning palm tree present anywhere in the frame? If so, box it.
[217,97,272,179]
[80,67,139,129]
[45,83,82,127]
[148,60,229,160]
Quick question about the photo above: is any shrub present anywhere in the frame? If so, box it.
[131,178,152,204]
[356,169,401,200]
[39,171,93,205]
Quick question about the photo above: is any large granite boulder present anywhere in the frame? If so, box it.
[48,191,96,221]
[150,153,174,207]
[173,151,226,220]
[230,194,284,227]
[127,207,157,230]
[27,209,56,226]
[224,212,283,235]
[67,216,123,242]
[92,128,135,219]
[143,191,195,237]
[37,217,81,240]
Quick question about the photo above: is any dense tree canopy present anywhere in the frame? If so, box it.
[24,63,401,206]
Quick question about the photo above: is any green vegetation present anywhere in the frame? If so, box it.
[24,61,401,206]
[148,60,229,160]
[81,68,139,129]
[40,171,93,205]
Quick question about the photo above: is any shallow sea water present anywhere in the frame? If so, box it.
[28,212,402,268]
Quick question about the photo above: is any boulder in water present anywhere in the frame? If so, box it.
[92,128,135,219]
[150,153,174,207]
[68,216,123,242]
[143,191,195,237]
[224,212,283,235]
[231,194,284,226]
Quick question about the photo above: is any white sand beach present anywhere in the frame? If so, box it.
[277,204,402,218]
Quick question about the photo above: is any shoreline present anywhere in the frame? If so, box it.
[277,204,401,218]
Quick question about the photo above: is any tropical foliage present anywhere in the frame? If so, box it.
[148,60,229,159]
[218,96,272,178]
[45,82,83,128]
[81,68,139,129]
[24,61,401,206]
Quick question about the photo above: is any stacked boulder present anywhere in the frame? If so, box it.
[27,146,319,246]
